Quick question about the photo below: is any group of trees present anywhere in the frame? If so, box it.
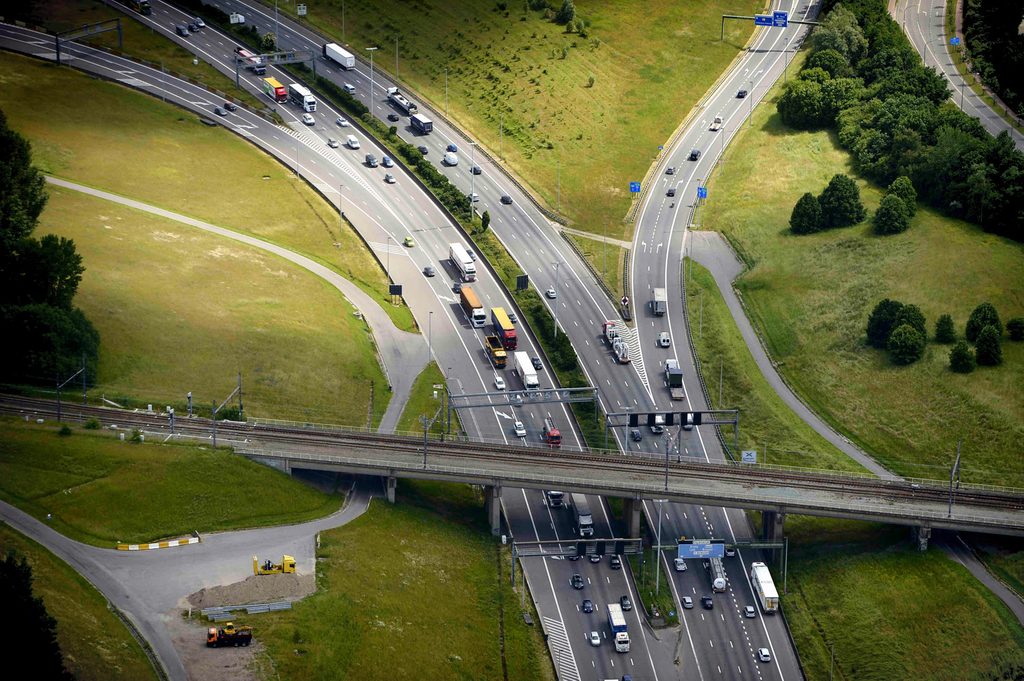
[777,1,1024,241]
[865,298,1020,371]
[963,0,1024,114]
[790,173,865,233]
[0,109,98,387]
[2,552,73,679]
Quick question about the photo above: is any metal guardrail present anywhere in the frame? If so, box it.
[201,601,293,619]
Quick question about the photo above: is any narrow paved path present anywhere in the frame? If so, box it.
[559,225,632,249]
[688,230,897,479]
[939,534,1024,627]
[0,478,380,681]
[45,176,426,433]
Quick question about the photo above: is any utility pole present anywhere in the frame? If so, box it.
[655,499,666,595]
[428,311,433,364]
[445,67,449,116]
[366,47,378,116]
[395,36,399,80]
[342,0,345,41]
[499,113,504,160]
[948,439,962,517]
[551,262,560,340]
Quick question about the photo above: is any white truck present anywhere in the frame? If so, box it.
[449,243,476,282]
[710,115,723,131]
[323,43,355,69]
[570,492,594,537]
[602,321,630,364]
[665,359,684,401]
[386,87,418,115]
[651,288,667,316]
[750,562,779,613]
[606,603,631,653]
[705,557,728,592]
[288,83,316,112]
[513,351,539,390]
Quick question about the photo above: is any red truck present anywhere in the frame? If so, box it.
[491,307,517,350]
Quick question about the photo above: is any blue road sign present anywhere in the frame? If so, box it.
[678,539,725,559]
[658,145,664,151]
[950,36,961,46]
[697,186,708,200]
[773,10,789,27]
[630,181,641,193]
[754,14,773,26]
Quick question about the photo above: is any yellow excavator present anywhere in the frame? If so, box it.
[253,554,296,575]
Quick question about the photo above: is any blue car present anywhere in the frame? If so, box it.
[446,143,458,153]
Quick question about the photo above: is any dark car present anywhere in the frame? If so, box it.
[508,312,518,323]
[582,599,594,613]
[452,281,462,293]
[447,143,458,153]
[223,102,238,112]
[689,149,701,161]
[701,595,714,610]
[609,556,621,570]
[417,145,429,155]
[471,165,482,175]
[175,24,189,37]
[531,356,543,370]
[567,552,582,561]
[500,195,513,205]
[570,574,585,590]
[213,106,228,117]
[666,166,675,175]
[619,595,632,611]
[187,21,199,32]
[630,428,642,442]
[737,89,748,99]
[666,187,676,197]
[387,113,400,122]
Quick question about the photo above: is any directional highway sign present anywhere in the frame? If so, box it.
[950,36,961,46]
[697,186,708,200]
[630,181,641,193]
[773,10,789,27]
[754,14,773,26]
[678,539,725,559]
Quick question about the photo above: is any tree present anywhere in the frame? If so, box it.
[1007,318,1024,341]
[0,112,48,251]
[789,192,822,234]
[887,324,925,364]
[1,552,73,680]
[935,314,956,343]
[894,303,927,338]
[866,298,904,348]
[873,193,911,235]
[965,302,1002,342]
[807,48,852,78]
[975,325,1003,365]
[261,32,276,51]
[949,340,976,373]
[481,210,491,232]
[778,79,825,128]
[887,175,917,216]
[819,174,866,228]
[15,235,85,309]
[554,0,575,24]
[810,5,868,62]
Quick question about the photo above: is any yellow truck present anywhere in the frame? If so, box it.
[253,555,296,575]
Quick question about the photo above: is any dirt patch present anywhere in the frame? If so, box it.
[166,612,262,681]
[187,573,316,610]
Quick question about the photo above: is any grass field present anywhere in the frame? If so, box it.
[8,0,264,111]
[973,536,1024,599]
[395,362,459,437]
[40,188,388,425]
[683,259,862,472]
[701,62,1024,486]
[0,418,341,546]
[784,517,1024,681]
[0,523,158,680]
[0,51,415,334]
[247,478,554,681]
[566,233,626,301]
[283,0,760,234]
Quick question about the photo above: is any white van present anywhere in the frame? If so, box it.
[443,151,458,166]
[683,412,694,431]
[343,83,356,94]
[346,135,360,149]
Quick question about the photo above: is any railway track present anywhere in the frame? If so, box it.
[3,394,1021,512]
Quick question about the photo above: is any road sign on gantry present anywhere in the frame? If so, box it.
[678,539,725,559]
[754,14,773,26]
[773,10,789,27]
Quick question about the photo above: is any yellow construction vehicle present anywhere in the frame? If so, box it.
[253,554,296,575]
[207,622,253,647]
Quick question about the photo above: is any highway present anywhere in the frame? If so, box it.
[891,0,1024,149]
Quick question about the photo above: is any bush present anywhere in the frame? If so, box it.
[887,324,925,364]
[58,425,72,437]
[481,210,491,232]
[778,79,825,128]
[894,303,926,338]
[866,298,904,348]
[934,314,956,343]
[949,341,976,373]
[873,193,910,235]
[887,176,917,217]
[554,0,575,24]
[966,302,1002,342]
[975,325,1003,365]
[1007,318,1024,341]
[818,174,865,228]
[790,192,822,234]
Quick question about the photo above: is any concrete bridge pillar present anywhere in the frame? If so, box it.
[761,510,786,542]
[484,485,502,536]
[913,525,931,551]
[623,493,642,539]
[385,476,397,504]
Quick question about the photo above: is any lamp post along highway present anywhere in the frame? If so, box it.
[366,47,378,115]
[386,235,393,283]
[655,498,667,596]
[470,142,478,197]
[552,262,560,340]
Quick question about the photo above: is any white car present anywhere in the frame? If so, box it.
[468,192,480,203]
[301,113,315,125]
[346,135,360,150]
[443,151,459,166]
[384,173,396,184]
[757,648,771,663]
[494,376,506,390]
[545,287,557,299]
[343,83,356,94]
[673,557,687,572]
[588,631,601,647]
[657,331,671,347]
[335,117,350,127]
[327,138,339,148]
[744,605,756,618]
[513,420,526,437]
[681,596,693,609]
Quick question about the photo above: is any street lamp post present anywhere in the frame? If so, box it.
[366,47,378,116]
[386,235,393,282]
[551,262,560,340]
[428,311,433,364]
[655,498,667,596]
[470,142,478,197]
[748,79,753,126]
[445,67,449,116]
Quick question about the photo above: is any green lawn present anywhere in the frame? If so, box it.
[701,57,1024,486]
[973,536,1024,599]
[396,362,462,437]
[8,0,265,111]
[247,478,554,681]
[566,233,626,301]
[40,189,387,426]
[0,418,341,546]
[0,51,415,334]
[0,523,158,681]
[279,0,760,235]
[784,517,1024,681]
